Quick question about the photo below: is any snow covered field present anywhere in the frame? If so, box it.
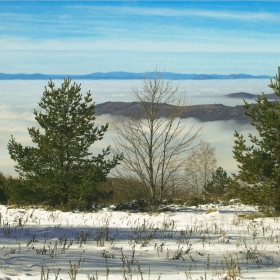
[0,203,279,280]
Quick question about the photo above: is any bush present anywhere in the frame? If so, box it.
[0,172,8,204]
[115,199,150,212]
[185,195,206,207]
[5,176,38,206]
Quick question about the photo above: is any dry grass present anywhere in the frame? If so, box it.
[205,208,217,214]
[239,213,265,220]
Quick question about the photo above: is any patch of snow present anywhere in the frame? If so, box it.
[0,203,278,279]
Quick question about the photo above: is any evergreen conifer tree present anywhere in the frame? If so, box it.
[8,78,121,210]
[233,70,280,212]
[203,167,231,201]
[0,172,7,204]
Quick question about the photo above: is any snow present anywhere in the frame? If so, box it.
[0,203,279,280]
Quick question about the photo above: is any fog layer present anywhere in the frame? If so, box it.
[0,79,263,176]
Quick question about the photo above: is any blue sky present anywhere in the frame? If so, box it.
[1,1,280,74]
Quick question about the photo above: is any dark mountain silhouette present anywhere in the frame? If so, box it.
[95,101,250,123]
[225,92,279,100]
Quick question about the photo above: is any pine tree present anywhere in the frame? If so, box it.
[8,78,121,210]
[233,70,280,212]
[203,167,231,201]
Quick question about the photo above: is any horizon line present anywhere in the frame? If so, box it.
[0,71,274,81]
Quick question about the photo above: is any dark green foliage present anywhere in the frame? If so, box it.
[7,78,121,210]
[4,177,35,205]
[115,199,150,212]
[233,71,280,212]
[0,173,28,206]
[0,172,8,204]
[203,167,233,202]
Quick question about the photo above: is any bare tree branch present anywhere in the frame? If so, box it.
[185,140,217,195]
[113,71,203,210]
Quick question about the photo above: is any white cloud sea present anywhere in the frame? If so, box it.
[0,79,267,176]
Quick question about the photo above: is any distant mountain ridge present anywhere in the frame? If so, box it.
[95,90,279,122]
[0,72,272,80]
[225,92,279,99]
[95,101,251,123]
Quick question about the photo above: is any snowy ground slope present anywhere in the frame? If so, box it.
[0,203,280,280]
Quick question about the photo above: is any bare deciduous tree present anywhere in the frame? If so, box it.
[185,140,217,195]
[113,72,202,210]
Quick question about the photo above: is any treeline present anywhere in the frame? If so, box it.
[1,69,280,213]
[0,167,236,211]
